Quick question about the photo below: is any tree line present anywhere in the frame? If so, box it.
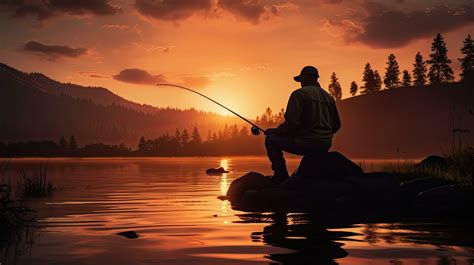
[327,33,474,100]
[0,125,266,157]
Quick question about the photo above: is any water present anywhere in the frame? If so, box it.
[1,157,473,265]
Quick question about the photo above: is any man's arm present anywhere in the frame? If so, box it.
[277,91,303,135]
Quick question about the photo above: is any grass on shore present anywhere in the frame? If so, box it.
[18,162,53,198]
[385,147,474,187]
[1,162,53,249]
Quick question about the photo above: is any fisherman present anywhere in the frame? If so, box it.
[265,66,341,184]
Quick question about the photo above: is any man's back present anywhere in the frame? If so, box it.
[278,85,341,140]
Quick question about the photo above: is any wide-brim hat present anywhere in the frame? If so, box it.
[294,65,319,82]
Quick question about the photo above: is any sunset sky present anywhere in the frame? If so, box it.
[1,0,473,117]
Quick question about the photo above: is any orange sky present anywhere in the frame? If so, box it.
[1,0,473,117]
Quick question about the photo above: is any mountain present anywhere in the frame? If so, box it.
[0,62,243,146]
[333,82,474,158]
[27,71,159,114]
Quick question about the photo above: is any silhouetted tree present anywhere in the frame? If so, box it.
[181,129,189,146]
[427,33,454,84]
[191,127,202,144]
[412,52,427,86]
[361,63,375,94]
[328,72,342,101]
[402,70,412,87]
[374,70,382,91]
[59,136,67,150]
[349,81,358,96]
[383,53,401,89]
[69,136,78,152]
[138,136,146,152]
[459,34,474,81]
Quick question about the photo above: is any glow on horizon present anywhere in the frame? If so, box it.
[1,0,473,117]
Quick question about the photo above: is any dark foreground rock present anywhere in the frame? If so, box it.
[294,152,363,178]
[415,155,448,171]
[117,231,139,239]
[412,184,472,217]
[400,177,451,201]
[225,153,472,218]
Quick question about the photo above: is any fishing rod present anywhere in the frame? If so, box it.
[156,83,264,136]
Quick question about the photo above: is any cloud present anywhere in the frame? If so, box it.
[102,24,143,34]
[23,41,88,60]
[217,0,278,24]
[113,68,167,85]
[78,71,107,79]
[181,76,211,88]
[0,0,120,20]
[342,2,474,48]
[134,0,213,22]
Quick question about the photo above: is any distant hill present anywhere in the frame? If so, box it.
[333,82,474,158]
[1,62,473,158]
[0,62,243,146]
[27,71,159,114]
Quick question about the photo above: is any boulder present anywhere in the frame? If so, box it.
[415,155,448,171]
[412,184,470,217]
[117,231,139,239]
[345,172,401,203]
[226,172,274,202]
[281,175,353,202]
[400,177,450,201]
[294,152,363,179]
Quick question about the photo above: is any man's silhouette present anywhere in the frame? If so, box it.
[265,66,341,184]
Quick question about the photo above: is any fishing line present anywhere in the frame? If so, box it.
[156,83,263,136]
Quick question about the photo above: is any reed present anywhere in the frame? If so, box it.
[18,162,53,198]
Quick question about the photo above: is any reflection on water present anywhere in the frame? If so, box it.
[0,157,473,265]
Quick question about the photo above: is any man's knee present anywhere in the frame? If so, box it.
[265,134,277,149]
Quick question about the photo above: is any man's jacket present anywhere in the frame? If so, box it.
[277,84,341,140]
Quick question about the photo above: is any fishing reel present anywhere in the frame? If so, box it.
[251,125,261,136]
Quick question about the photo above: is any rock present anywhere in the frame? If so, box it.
[217,195,229,201]
[206,167,229,175]
[345,173,401,203]
[294,152,363,179]
[117,231,139,239]
[400,177,450,201]
[413,184,469,217]
[281,175,352,202]
[415,155,448,171]
[226,172,274,202]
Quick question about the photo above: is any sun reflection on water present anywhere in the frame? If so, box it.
[219,158,231,223]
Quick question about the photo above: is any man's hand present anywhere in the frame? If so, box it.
[264,128,277,135]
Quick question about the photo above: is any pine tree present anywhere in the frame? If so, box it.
[191,127,202,144]
[181,129,189,146]
[361,63,375,94]
[138,136,146,151]
[412,52,427,86]
[383,53,401,89]
[402,70,412,87]
[459,34,474,81]
[59,136,68,150]
[328,72,342,101]
[174,128,181,146]
[69,136,78,151]
[427,33,454,84]
[374,70,382,91]
[349,81,358,96]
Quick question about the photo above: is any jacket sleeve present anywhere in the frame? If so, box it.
[277,91,303,134]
